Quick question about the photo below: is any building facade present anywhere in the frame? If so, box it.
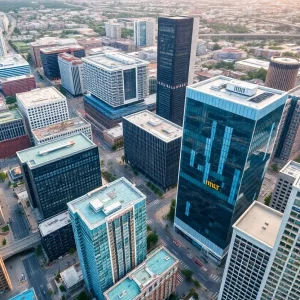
[134,19,155,47]
[0,54,30,78]
[58,53,85,96]
[104,247,178,300]
[218,202,282,300]
[17,134,102,218]
[265,57,300,92]
[270,161,300,213]
[39,211,76,262]
[68,177,147,300]
[1,74,36,97]
[273,87,300,163]
[0,257,12,294]
[174,77,287,262]
[17,87,69,132]
[123,110,182,191]
[0,30,7,57]
[83,53,149,108]
[40,45,85,80]
[0,13,9,32]
[156,16,198,126]
[105,21,122,40]
[32,116,92,145]
[258,174,300,300]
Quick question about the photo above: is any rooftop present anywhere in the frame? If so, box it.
[0,109,23,124]
[0,74,35,82]
[0,96,8,112]
[58,53,83,65]
[9,288,37,300]
[289,85,300,98]
[105,247,178,300]
[159,16,193,20]
[104,124,123,138]
[32,117,90,140]
[60,266,83,289]
[68,177,146,230]
[0,54,29,68]
[39,211,71,237]
[82,52,149,71]
[187,76,287,118]
[234,201,282,248]
[16,87,65,108]
[17,133,95,168]
[280,161,300,178]
[124,110,182,142]
[40,44,84,54]
[271,56,300,66]
[235,58,269,70]
[30,36,58,46]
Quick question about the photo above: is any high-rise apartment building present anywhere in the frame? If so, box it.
[123,110,182,191]
[0,54,31,78]
[68,177,147,300]
[134,19,155,47]
[17,133,102,218]
[257,175,300,300]
[270,161,300,213]
[105,21,122,40]
[273,86,300,163]
[40,45,85,80]
[32,116,92,145]
[0,109,31,159]
[0,256,12,294]
[174,76,287,262]
[82,52,149,107]
[104,247,178,300]
[58,53,85,96]
[17,87,69,132]
[265,57,300,92]
[1,74,36,97]
[218,201,282,300]
[0,30,7,57]
[156,16,198,126]
[0,13,9,32]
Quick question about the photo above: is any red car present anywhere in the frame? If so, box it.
[194,259,203,267]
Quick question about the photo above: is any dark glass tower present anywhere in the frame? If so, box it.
[156,16,198,126]
[174,76,287,262]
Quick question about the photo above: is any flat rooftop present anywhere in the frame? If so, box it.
[105,247,177,300]
[68,177,146,230]
[40,44,84,54]
[30,36,58,47]
[0,97,8,112]
[60,266,83,289]
[124,110,182,142]
[17,133,95,168]
[0,54,29,68]
[9,288,37,300]
[234,201,282,248]
[82,52,149,71]
[104,124,123,138]
[235,58,269,70]
[0,109,23,124]
[187,76,287,118]
[271,56,300,66]
[0,74,35,82]
[39,211,70,237]
[32,117,90,140]
[16,87,65,107]
[58,53,83,65]
[280,161,300,178]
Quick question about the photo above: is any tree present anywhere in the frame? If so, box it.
[59,285,66,292]
[167,199,176,222]
[182,269,194,282]
[77,291,89,300]
[2,239,6,246]
[212,43,221,51]
[62,296,66,300]
[0,171,7,182]
[193,279,201,288]
[69,248,76,254]
[121,28,134,38]
[100,160,105,167]
[147,231,158,250]
[5,96,17,104]
[169,294,179,300]
[264,194,272,206]
[35,245,42,256]
[121,155,125,163]
[271,164,279,172]
[147,224,152,231]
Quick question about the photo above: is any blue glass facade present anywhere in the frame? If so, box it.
[175,83,287,261]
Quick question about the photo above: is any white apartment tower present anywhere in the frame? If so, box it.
[0,13,9,32]
[134,19,155,47]
[218,202,283,300]
[270,160,300,213]
[0,30,7,57]
[257,175,300,300]
[58,53,85,96]
[82,52,149,107]
[105,21,122,40]
[17,87,69,132]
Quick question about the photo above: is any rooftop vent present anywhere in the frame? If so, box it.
[210,84,226,91]
[164,256,170,261]
[226,80,258,96]
[262,226,266,230]
[89,199,104,213]
[118,290,127,299]
[148,119,162,127]
[38,141,75,156]
[265,222,269,226]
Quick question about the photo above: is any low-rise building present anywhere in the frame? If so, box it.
[234,58,269,72]
[77,37,102,50]
[104,247,178,300]
[112,40,135,52]
[39,211,76,262]
[103,124,123,148]
[60,265,84,298]
[213,47,247,61]
[8,166,23,183]
[0,74,36,96]
[32,116,92,145]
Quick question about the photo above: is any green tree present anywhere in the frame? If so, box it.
[121,28,134,38]
[2,239,6,246]
[69,248,76,254]
[100,160,105,167]
[169,294,179,300]
[62,296,66,300]
[2,225,9,232]
[59,285,66,292]
[147,231,158,250]
[212,43,221,51]
[147,224,152,231]
[193,279,201,288]
[35,245,42,256]
[271,164,279,172]
[0,172,7,182]
[167,199,176,222]
[264,194,272,206]
[182,269,194,282]
[76,291,89,300]
[5,96,17,104]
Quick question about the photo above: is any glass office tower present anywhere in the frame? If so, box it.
[156,16,198,126]
[174,76,287,262]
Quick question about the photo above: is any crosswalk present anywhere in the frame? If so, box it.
[201,266,208,272]
[179,260,188,269]
[176,273,184,286]
[147,199,160,207]
[146,219,153,225]
[208,291,219,299]
[161,240,167,247]
[209,274,222,283]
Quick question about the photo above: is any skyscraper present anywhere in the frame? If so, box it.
[265,57,300,92]
[218,201,282,300]
[0,30,7,57]
[134,19,155,47]
[174,76,287,262]
[17,133,102,218]
[68,177,147,300]
[156,16,198,126]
